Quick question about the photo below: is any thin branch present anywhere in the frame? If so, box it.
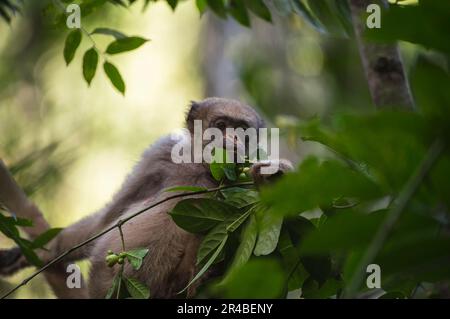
[118,221,126,251]
[342,138,445,298]
[0,181,254,299]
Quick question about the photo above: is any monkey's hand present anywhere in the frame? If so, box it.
[0,247,28,276]
[250,159,293,187]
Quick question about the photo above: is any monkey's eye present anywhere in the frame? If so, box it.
[215,120,227,130]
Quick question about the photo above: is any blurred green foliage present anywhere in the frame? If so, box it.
[1,0,450,299]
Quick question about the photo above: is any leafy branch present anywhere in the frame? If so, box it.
[0,181,254,299]
[343,138,445,298]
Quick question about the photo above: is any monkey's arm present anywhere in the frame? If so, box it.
[0,138,175,273]
[0,160,88,298]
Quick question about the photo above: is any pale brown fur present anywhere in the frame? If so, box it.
[0,98,292,298]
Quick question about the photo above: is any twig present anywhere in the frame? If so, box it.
[118,221,126,251]
[116,222,125,299]
[342,138,445,298]
[0,181,254,299]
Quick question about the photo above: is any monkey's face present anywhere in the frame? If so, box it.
[186,98,265,161]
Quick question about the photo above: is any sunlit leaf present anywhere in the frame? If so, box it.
[82,47,98,85]
[103,61,125,95]
[63,29,82,65]
[90,27,126,39]
[106,36,148,55]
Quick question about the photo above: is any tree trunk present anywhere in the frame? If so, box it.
[348,0,414,109]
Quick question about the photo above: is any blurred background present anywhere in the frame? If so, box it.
[0,0,425,297]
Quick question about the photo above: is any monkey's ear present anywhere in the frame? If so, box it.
[186,101,201,130]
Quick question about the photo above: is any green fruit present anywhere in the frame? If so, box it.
[105,254,119,267]
[238,172,247,180]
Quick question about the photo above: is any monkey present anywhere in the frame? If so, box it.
[0,97,293,298]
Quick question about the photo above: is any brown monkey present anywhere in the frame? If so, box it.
[0,98,293,298]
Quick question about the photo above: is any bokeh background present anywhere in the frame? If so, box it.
[0,0,425,298]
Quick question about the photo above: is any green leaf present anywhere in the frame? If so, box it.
[281,216,332,285]
[124,277,150,299]
[181,235,228,293]
[105,36,148,55]
[245,0,272,22]
[197,221,228,266]
[90,27,126,39]
[228,0,250,27]
[272,0,293,16]
[167,0,178,10]
[301,210,385,254]
[302,277,342,298]
[206,0,227,19]
[82,48,98,85]
[124,248,149,270]
[219,259,285,298]
[0,213,42,266]
[31,228,63,249]
[299,112,429,192]
[164,185,207,193]
[196,0,208,15]
[103,61,126,95]
[365,1,450,55]
[170,198,239,233]
[223,166,237,181]
[11,217,33,227]
[306,0,348,36]
[277,228,308,291]
[221,187,259,208]
[63,29,82,65]
[210,148,237,182]
[291,0,324,32]
[411,56,450,127]
[210,162,225,181]
[228,214,258,272]
[79,0,108,18]
[105,273,121,299]
[253,207,283,256]
[261,156,383,216]
[225,209,251,234]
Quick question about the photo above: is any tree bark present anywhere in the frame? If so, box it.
[0,160,87,298]
[348,0,414,109]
